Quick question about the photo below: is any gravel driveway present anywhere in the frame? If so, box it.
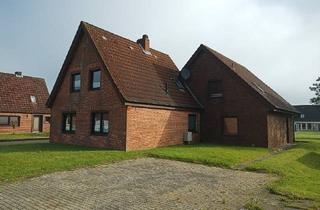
[0,158,281,210]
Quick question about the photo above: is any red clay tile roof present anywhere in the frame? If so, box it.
[47,22,200,109]
[0,72,50,114]
[187,44,298,113]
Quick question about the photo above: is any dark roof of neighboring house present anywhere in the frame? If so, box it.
[47,22,200,109]
[0,72,50,114]
[294,105,320,122]
[184,44,298,114]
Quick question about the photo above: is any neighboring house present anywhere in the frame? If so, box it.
[0,71,50,133]
[47,21,297,150]
[183,45,298,148]
[294,105,320,131]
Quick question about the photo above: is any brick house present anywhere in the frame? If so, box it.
[183,45,298,147]
[0,72,50,133]
[46,22,200,150]
[47,21,297,150]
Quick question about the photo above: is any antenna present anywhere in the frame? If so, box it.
[180,67,190,80]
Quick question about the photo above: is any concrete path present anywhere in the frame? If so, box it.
[0,139,49,145]
[0,158,285,210]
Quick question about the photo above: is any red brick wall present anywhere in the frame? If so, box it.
[0,113,50,133]
[50,33,126,150]
[42,114,51,132]
[186,51,271,147]
[126,106,200,150]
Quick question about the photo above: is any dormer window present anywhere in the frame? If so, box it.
[208,80,223,98]
[30,95,37,103]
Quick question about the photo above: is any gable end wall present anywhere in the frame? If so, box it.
[186,51,270,147]
[50,33,126,149]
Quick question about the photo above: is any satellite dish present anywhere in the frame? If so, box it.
[180,67,190,80]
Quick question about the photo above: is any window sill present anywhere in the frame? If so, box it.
[223,134,238,137]
[91,132,108,136]
[62,131,75,134]
[89,87,101,91]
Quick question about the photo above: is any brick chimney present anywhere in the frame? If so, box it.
[137,34,150,52]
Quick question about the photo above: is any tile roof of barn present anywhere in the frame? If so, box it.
[185,44,298,113]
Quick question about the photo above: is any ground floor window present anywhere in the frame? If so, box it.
[62,113,76,133]
[45,116,51,123]
[0,116,20,127]
[188,114,197,132]
[223,117,238,136]
[301,123,306,130]
[92,112,109,135]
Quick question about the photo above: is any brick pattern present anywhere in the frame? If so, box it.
[0,113,50,133]
[202,45,297,113]
[186,51,270,147]
[0,158,279,210]
[126,106,200,150]
[50,33,126,150]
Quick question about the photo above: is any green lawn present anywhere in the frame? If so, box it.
[0,132,319,202]
[0,143,145,182]
[148,144,268,168]
[0,132,49,140]
[247,132,320,201]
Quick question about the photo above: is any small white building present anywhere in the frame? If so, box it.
[294,105,320,131]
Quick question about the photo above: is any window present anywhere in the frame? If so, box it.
[92,112,109,134]
[188,114,197,132]
[223,117,238,136]
[300,114,305,118]
[208,80,223,98]
[0,116,8,125]
[62,113,76,133]
[30,95,37,103]
[307,123,312,130]
[71,73,81,92]
[0,116,20,126]
[301,123,306,130]
[10,117,20,126]
[45,116,51,123]
[90,70,101,90]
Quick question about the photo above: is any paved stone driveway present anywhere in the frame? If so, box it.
[0,158,280,210]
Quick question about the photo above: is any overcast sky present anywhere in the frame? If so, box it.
[0,0,319,105]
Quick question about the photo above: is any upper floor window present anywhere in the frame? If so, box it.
[223,117,238,136]
[90,70,101,90]
[71,73,81,92]
[188,114,197,132]
[208,80,223,98]
[92,112,109,135]
[301,114,305,118]
[62,113,76,133]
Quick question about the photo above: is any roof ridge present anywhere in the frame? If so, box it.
[82,21,171,58]
[199,44,297,113]
[0,71,46,80]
